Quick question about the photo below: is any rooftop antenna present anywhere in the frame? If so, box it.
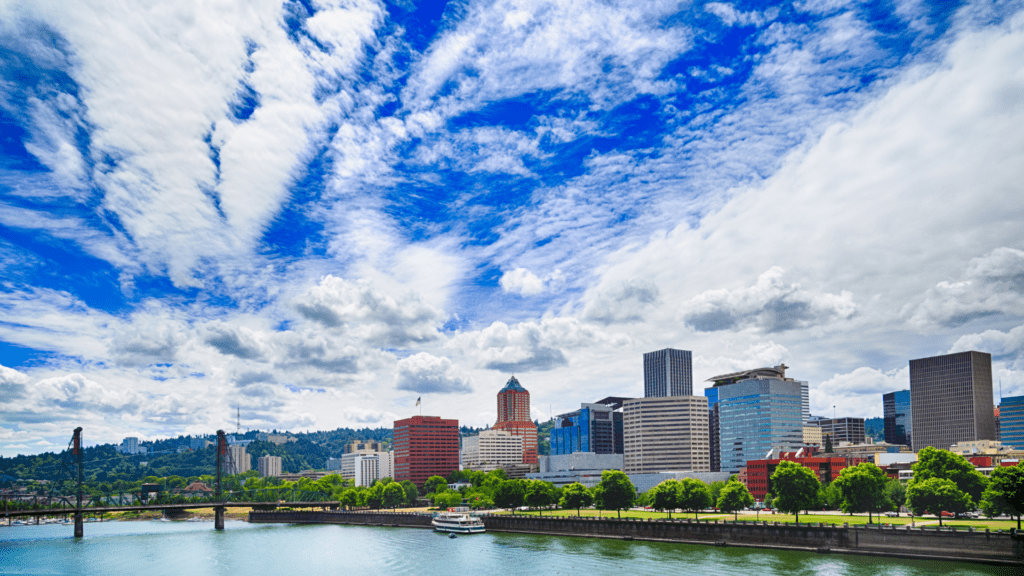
[236,404,240,435]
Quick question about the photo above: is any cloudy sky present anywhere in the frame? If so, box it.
[1,0,1022,457]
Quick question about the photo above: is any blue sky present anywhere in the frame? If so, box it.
[1,0,1023,456]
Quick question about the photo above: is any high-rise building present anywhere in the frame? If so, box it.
[710,365,808,473]
[704,387,721,472]
[345,440,384,453]
[225,445,250,475]
[352,453,380,487]
[257,455,282,477]
[809,417,866,446]
[998,396,1024,450]
[117,437,141,455]
[393,415,459,486]
[550,398,627,456]
[622,396,710,473]
[643,348,693,397]
[883,390,912,448]
[909,351,996,450]
[462,430,524,471]
[492,376,538,464]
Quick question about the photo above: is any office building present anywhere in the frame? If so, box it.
[710,365,808,473]
[622,395,710,474]
[462,430,523,471]
[803,425,823,447]
[883,390,913,448]
[743,453,870,501]
[492,376,538,464]
[643,348,693,397]
[909,351,996,450]
[393,415,459,486]
[999,397,1024,449]
[345,440,384,453]
[704,387,721,472]
[325,457,342,471]
[809,417,866,446]
[225,445,250,475]
[340,450,392,482]
[257,455,282,478]
[550,398,627,456]
[117,437,141,455]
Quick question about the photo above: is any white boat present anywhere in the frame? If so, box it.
[432,507,485,534]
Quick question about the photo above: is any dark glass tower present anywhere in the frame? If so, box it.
[909,351,995,450]
[643,348,692,397]
[883,389,912,448]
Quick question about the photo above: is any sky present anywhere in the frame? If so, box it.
[1,0,1022,457]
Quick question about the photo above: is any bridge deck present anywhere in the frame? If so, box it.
[2,502,341,518]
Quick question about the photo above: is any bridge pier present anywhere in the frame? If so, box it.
[74,512,83,538]
[215,507,225,530]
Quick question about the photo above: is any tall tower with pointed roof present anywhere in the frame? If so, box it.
[493,375,538,464]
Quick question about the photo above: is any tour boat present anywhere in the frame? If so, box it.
[432,507,485,534]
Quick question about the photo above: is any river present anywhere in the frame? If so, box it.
[0,520,1014,575]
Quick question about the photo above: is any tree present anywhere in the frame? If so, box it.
[524,480,557,515]
[650,480,681,518]
[400,480,419,507]
[493,480,526,513]
[824,435,833,454]
[819,482,842,510]
[912,447,987,505]
[383,482,405,510]
[363,484,384,509]
[708,481,726,506]
[595,470,635,519]
[886,479,906,516]
[560,482,593,516]
[424,475,449,496]
[906,477,970,526]
[980,464,1024,529]
[833,462,891,523]
[717,481,754,520]
[770,460,820,523]
[677,478,712,519]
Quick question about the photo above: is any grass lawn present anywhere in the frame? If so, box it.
[498,509,728,520]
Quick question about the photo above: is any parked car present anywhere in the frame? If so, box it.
[884,511,899,517]
[940,511,955,517]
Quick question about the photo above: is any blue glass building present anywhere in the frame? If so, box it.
[998,396,1024,450]
[883,389,912,448]
[550,400,625,456]
[704,387,720,472]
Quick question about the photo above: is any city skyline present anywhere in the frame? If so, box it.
[1,1,1023,457]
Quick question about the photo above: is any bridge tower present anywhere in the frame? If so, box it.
[215,429,225,530]
[73,427,83,538]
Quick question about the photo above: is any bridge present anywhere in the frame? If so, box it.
[1,428,338,537]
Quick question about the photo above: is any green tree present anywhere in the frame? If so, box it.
[650,480,681,518]
[525,480,557,515]
[770,460,820,523]
[338,488,358,509]
[362,484,385,509]
[824,435,833,454]
[424,475,449,495]
[399,480,419,506]
[383,482,405,510]
[595,470,635,519]
[677,478,712,519]
[708,480,726,506]
[559,482,593,516]
[833,462,891,523]
[717,481,754,520]
[906,477,970,526]
[493,480,526,513]
[980,464,1024,529]
[912,447,987,505]
[886,479,906,516]
[819,482,842,510]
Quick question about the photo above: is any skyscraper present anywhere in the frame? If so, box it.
[909,351,995,450]
[550,398,626,456]
[393,415,460,486]
[883,389,912,448]
[704,387,721,472]
[622,395,710,473]
[643,348,692,397]
[492,376,538,464]
[998,396,1024,450]
[257,455,282,478]
[710,365,808,473]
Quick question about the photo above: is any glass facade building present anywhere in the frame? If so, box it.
[883,389,912,448]
[550,402,624,456]
[644,348,693,397]
[717,376,807,474]
[704,387,721,472]
[999,396,1024,450]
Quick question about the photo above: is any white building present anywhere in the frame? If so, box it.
[326,457,342,471]
[225,445,250,475]
[462,430,523,471]
[117,437,144,455]
[257,455,282,478]
[623,396,710,474]
[341,451,393,486]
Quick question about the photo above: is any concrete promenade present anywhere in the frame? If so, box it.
[249,510,1023,566]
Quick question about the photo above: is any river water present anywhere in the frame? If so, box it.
[0,520,1014,575]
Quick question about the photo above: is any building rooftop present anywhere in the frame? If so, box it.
[500,375,527,392]
[707,364,789,385]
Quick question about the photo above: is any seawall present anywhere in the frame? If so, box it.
[249,510,1022,566]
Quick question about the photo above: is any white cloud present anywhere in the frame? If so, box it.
[499,268,545,296]
[705,3,778,27]
[949,324,1024,368]
[811,366,909,418]
[395,352,473,394]
[583,279,661,325]
[679,267,856,333]
[449,317,623,372]
[905,247,1024,330]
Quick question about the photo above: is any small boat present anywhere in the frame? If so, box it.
[432,507,485,534]
[448,533,457,539]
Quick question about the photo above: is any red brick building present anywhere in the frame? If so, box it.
[492,375,538,464]
[393,415,459,487]
[743,452,871,501]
